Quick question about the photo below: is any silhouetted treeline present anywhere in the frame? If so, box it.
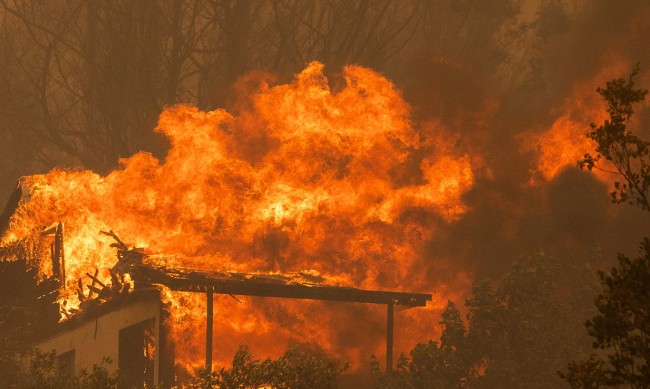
[372,252,600,388]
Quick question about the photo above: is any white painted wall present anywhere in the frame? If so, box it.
[35,297,161,383]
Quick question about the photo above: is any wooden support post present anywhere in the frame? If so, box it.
[206,288,213,372]
[386,301,394,375]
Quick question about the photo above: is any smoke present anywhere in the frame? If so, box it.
[383,0,650,282]
[1,0,650,385]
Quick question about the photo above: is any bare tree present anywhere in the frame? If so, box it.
[0,0,423,185]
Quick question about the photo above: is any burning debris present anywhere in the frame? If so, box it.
[50,228,431,323]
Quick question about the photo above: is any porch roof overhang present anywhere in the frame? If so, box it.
[136,264,431,307]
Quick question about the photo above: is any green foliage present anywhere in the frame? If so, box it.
[0,349,118,389]
[565,63,650,389]
[187,345,349,389]
[0,336,29,387]
[561,240,650,388]
[558,355,607,389]
[578,63,650,209]
[585,240,650,388]
[370,301,468,389]
[373,253,597,388]
[469,253,596,388]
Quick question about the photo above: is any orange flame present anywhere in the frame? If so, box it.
[1,61,474,372]
[518,62,635,184]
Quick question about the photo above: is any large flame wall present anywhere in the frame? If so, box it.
[1,61,473,372]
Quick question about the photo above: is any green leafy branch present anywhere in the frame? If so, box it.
[578,63,649,209]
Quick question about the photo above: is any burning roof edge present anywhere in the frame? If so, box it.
[31,287,162,344]
[135,263,432,307]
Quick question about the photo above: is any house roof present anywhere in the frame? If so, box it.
[1,180,432,308]
[134,263,431,307]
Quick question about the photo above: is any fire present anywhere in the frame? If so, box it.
[519,115,603,183]
[518,62,634,184]
[1,62,474,372]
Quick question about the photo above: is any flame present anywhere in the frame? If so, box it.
[1,61,474,373]
[518,62,634,184]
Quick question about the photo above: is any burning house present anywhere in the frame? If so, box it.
[0,180,432,387]
[0,62,475,387]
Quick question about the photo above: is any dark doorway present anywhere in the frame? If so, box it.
[56,350,75,376]
[118,319,155,389]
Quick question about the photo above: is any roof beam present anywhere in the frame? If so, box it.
[136,265,431,307]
